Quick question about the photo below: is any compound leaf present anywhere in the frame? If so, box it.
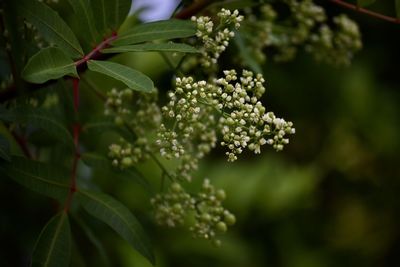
[87,60,154,93]
[22,47,78,84]
[77,190,155,264]
[31,212,71,267]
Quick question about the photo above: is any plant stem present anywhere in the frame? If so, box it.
[148,152,174,181]
[175,0,213,19]
[11,131,33,159]
[330,0,400,24]
[75,33,118,70]
[64,79,81,212]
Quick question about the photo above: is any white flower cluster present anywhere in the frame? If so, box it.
[151,179,235,246]
[104,88,161,169]
[156,77,218,180]
[307,14,362,66]
[191,9,243,67]
[215,70,295,161]
[157,70,295,163]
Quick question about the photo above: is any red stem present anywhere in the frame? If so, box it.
[64,79,81,212]
[63,33,117,211]
[74,32,118,68]
[11,131,33,159]
[73,78,80,112]
[174,0,213,19]
[330,0,400,24]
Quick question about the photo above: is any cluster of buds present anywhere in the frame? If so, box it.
[151,182,195,227]
[191,9,244,67]
[104,88,161,168]
[152,179,235,246]
[307,14,362,66]
[104,88,133,126]
[190,179,236,246]
[242,1,361,65]
[108,138,149,169]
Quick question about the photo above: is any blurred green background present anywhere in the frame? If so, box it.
[2,1,400,267]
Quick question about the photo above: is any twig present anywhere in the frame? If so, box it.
[11,131,33,159]
[330,0,400,24]
[64,79,81,212]
[175,0,213,19]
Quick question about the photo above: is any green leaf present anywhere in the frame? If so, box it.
[32,212,71,267]
[0,134,11,161]
[102,42,199,54]
[22,47,78,84]
[0,156,70,202]
[0,106,74,149]
[0,122,23,156]
[357,0,376,7]
[72,215,110,266]
[92,0,131,36]
[87,60,154,93]
[18,0,83,58]
[77,190,155,264]
[113,19,196,46]
[81,153,153,194]
[396,0,400,18]
[68,0,99,45]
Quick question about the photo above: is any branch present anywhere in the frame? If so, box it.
[174,0,213,19]
[330,0,400,24]
[64,79,81,212]
[74,32,118,71]
[11,131,33,159]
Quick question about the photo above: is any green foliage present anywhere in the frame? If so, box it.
[87,60,154,92]
[112,19,196,46]
[102,43,200,54]
[68,0,99,45]
[0,156,70,202]
[17,0,83,58]
[22,47,78,83]
[92,0,131,35]
[0,134,11,161]
[77,190,155,264]
[31,212,71,267]
[0,106,74,148]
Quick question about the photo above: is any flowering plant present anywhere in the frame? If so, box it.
[1,0,393,265]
